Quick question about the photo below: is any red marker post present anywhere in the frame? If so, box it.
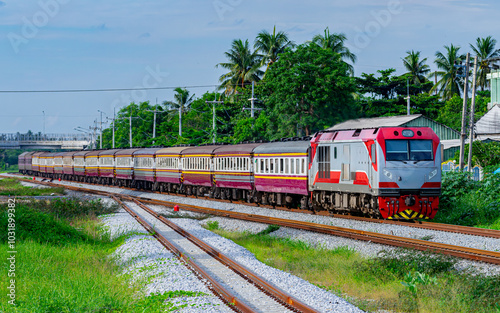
[174,205,179,212]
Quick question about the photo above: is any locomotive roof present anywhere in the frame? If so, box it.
[155,146,190,155]
[253,141,310,154]
[115,148,140,156]
[213,143,262,155]
[327,114,422,131]
[182,145,222,155]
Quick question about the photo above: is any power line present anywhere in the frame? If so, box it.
[0,84,220,94]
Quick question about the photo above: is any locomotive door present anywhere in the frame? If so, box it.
[341,145,351,181]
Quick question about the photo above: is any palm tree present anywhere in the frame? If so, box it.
[216,39,263,93]
[163,87,194,137]
[430,44,466,100]
[470,36,499,91]
[254,26,294,74]
[402,50,430,84]
[312,27,356,74]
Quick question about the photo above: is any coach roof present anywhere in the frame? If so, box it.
[253,141,310,155]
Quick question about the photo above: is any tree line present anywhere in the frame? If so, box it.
[98,27,498,148]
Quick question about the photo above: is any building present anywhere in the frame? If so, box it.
[327,114,461,160]
[487,69,500,110]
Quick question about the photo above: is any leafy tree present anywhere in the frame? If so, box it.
[469,36,499,91]
[402,50,430,84]
[254,26,294,75]
[263,43,357,138]
[435,94,490,132]
[216,39,263,93]
[430,44,467,100]
[312,27,356,74]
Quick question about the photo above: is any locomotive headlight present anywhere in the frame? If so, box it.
[428,169,438,180]
[383,169,393,180]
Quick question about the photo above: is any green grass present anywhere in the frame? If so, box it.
[210,228,500,313]
[0,200,210,312]
[0,178,64,196]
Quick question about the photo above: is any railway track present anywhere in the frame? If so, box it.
[5,174,500,265]
[7,173,499,239]
[113,195,317,313]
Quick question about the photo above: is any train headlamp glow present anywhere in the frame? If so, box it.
[402,130,414,137]
[383,169,393,179]
[428,169,438,180]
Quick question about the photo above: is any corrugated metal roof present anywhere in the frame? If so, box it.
[253,141,310,154]
[476,104,500,135]
[327,114,422,130]
[213,143,262,155]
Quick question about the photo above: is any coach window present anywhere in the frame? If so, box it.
[301,158,305,174]
[290,159,295,174]
[284,158,288,174]
[269,159,274,173]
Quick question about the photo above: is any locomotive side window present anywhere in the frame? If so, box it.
[334,147,337,159]
[386,140,433,161]
[371,145,376,164]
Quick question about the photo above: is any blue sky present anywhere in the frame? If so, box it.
[0,0,498,134]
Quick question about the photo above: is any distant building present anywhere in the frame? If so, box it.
[475,103,500,142]
[327,114,460,160]
[487,69,500,110]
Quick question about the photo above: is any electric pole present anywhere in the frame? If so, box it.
[146,99,166,145]
[97,110,107,149]
[405,78,410,115]
[458,53,471,171]
[206,94,224,144]
[243,81,263,118]
[467,56,479,172]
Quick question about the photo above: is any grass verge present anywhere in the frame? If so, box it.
[0,178,64,196]
[209,226,500,313]
[0,199,207,312]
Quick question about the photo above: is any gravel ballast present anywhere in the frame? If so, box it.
[101,208,232,313]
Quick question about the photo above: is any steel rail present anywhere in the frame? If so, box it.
[5,175,500,265]
[112,195,255,313]
[7,173,500,239]
[130,198,318,313]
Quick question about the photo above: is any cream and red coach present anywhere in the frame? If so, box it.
[181,145,219,196]
[253,140,310,208]
[62,151,77,180]
[98,149,120,185]
[212,143,261,201]
[133,148,160,190]
[154,146,187,193]
[115,149,139,187]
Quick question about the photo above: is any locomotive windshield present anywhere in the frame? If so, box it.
[386,140,433,161]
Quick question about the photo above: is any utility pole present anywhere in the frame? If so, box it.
[405,78,410,115]
[113,106,116,148]
[458,53,471,171]
[206,94,224,144]
[467,56,479,172]
[97,110,107,149]
[146,99,166,145]
[243,81,263,118]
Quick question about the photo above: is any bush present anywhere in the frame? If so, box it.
[435,171,500,226]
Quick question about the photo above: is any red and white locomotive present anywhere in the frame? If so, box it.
[19,126,441,219]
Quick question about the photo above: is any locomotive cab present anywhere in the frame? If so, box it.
[376,127,441,219]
